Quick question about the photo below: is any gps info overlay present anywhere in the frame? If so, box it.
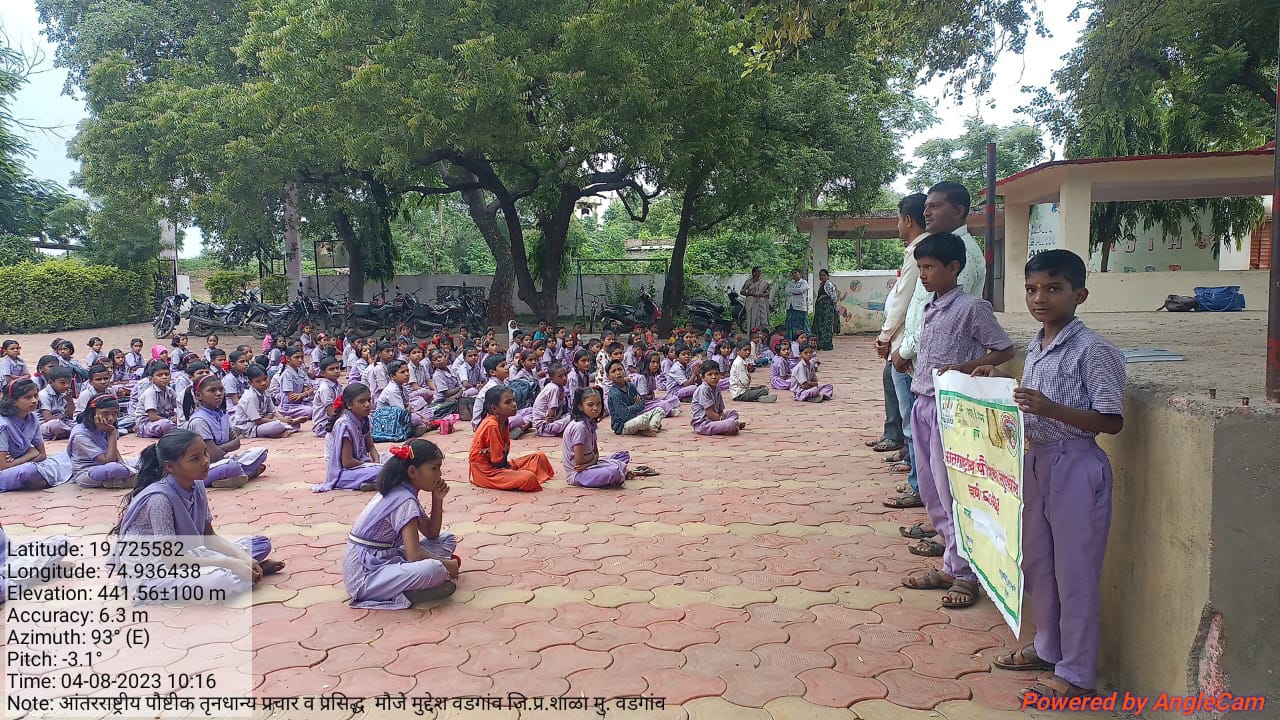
[4,532,253,718]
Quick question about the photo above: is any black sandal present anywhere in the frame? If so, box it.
[871,439,904,453]
[898,522,937,540]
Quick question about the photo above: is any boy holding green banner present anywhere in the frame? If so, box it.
[897,233,1013,609]
[974,249,1126,702]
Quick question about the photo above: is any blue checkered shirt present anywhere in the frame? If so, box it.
[1021,317,1126,446]
[912,287,1013,397]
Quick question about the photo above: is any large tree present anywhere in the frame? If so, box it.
[1023,0,1273,270]
[909,117,1046,198]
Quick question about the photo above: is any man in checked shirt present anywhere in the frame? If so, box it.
[974,249,1126,702]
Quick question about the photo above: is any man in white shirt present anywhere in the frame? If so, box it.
[873,195,927,500]
[784,269,811,339]
[885,183,987,518]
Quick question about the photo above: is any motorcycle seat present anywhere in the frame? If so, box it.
[687,301,724,314]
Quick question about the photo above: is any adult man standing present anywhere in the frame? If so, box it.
[784,269,810,339]
[872,194,927,499]
[891,181,986,560]
[741,266,772,333]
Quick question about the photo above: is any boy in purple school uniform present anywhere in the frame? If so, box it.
[977,249,1125,700]
[897,232,1013,610]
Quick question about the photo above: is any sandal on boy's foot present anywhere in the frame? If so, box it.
[358,482,378,492]
[899,522,937,540]
[631,465,660,477]
[900,568,953,590]
[865,436,888,447]
[259,559,286,576]
[882,490,923,508]
[406,580,457,604]
[211,474,250,490]
[941,579,981,608]
[994,645,1055,672]
[872,439,905,453]
[888,462,911,474]
[908,539,945,557]
[1020,676,1094,702]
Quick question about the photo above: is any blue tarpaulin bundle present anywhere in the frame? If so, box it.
[1193,286,1246,312]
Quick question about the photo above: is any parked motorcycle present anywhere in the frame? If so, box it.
[187,290,254,337]
[685,287,744,334]
[598,291,658,332]
[408,283,488,336]
[345,288,412,336]
[153,294,188,339]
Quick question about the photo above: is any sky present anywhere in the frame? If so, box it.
[2,1,1084,256]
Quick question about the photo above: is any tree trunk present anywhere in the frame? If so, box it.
[333,209,365,301]
[659,178,701,336]
[529,185,579,324]
[460,187,517,324]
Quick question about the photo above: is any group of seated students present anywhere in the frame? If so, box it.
[0,314,831,610]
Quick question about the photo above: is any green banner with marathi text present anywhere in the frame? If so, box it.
[935,371,1025,636]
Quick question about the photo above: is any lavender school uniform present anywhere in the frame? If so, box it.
[561,418,629,488]
[113,475,269,603]
[910,287,1012,588]
[532,382,571,437]
[134,384,178,438]
[1018,318,1126,690]
[790,358,833,401]
[232,388,293,438]
[37,385,75,440]
[343,485,458,609]
[690,382,739,436]
[634,374,680,416]
[67,425,135,487]
[0,414,59,491]
[663,362,699,401]
[318,413,383,492]
[312,378,341,437]
[0,356,27,383]
[184,406,269,486]
[221,372,247,404]
[278,366,314,421]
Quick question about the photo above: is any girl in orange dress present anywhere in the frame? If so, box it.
[468,386,554,492]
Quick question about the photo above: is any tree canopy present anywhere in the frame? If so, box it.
[909,117,1046,200]
[1023,0,1273,269]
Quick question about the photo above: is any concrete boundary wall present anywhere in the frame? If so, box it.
[303,273,749,318]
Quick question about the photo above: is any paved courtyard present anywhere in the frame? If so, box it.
[2,329,1078,719]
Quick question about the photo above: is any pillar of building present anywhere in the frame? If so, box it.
[1002,202,1031,312]
[1058,174,1093,261]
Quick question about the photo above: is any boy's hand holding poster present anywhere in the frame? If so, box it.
[935,371,1025,635]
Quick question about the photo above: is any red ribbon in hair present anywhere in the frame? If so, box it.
[388,444,413,461]
[221,360,231,372]
[332,397,344,411]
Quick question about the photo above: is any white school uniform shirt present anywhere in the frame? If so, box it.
[222,372,247,402]
[74,385,101,414]
[376,382,411,411]
[38,385,71,419]
[232,388,276,435]
[343,345,359,368]
[280,365,310,396]
[363,362,390,401]
[729,356,753,397]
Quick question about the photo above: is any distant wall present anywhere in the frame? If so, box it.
[304,273,750,318]
[1085,270,1268,312]
[831,271,899,334]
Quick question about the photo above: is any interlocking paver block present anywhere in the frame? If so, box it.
[680,697,771,720]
